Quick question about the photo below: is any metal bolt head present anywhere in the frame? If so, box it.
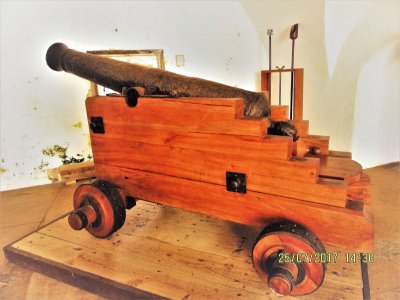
[267,29,273,36]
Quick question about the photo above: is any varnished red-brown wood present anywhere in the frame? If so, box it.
[270,105,289,121]
[290,119,309,137]
[93,122,293,161]
[253,233,325,296]
[95,163,373,251]
[293,68,304,120]
[90,134,352,207]
[87,95,352,207]
[86,96,268,137]
[73,184,115,238]
[302,135,330,156]
[319,156,363,184]
[347,174,371,203]
[68,204,97,230]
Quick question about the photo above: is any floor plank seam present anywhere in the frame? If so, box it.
[37,186,65,229]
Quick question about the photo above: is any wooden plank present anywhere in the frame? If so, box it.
[290,119,309,137]
[86,96,268,137]
[59,161,96,184]
[260,71,270,105]
[4,246,163,300]
[270,105,288,121]
[96,123,292,161]
[293,68,304,120]
[91,135,316,184]
[91,137,352,207]
[95,163,373,251]
[319,156,363,184]
[329,150,352,159]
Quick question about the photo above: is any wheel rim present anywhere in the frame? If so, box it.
[252,222,326,296]
[72,180,125,238]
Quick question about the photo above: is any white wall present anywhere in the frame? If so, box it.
[352,41,400,167]
[0,0,263,190]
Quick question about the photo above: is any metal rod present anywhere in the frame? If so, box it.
[360,253,371,300]
[276,66,285,106]
[289,24,299,120]
[267,29,273,71]
[267,29,273,104]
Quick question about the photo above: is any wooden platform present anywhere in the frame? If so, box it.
[4,200,366,299]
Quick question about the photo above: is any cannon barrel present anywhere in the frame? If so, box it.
[46,43,269,117]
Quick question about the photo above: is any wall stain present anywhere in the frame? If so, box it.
[0,167,7,174]
[72,121,82,129]
[42,145,68,158]
[41,144,84,165]
[38,161,49,170]
[225,57,233,71]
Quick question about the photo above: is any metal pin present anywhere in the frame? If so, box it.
[267,29,273,71]
[276,66,285,105]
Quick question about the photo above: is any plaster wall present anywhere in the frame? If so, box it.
[0,0,262,190]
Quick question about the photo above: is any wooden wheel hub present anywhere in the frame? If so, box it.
[267,256,299,296]
[70,180,126,238]
[68,204,97,230]
[252,222,326,296]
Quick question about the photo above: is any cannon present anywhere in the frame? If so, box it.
[46,43,297,138]
[46,43,373,297]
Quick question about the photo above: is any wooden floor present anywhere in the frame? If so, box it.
[0,163,399,299]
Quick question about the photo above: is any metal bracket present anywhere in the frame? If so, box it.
[90,117,105,134]
[226,172,247,194]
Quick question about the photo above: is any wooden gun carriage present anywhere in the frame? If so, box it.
[46,43,373,297]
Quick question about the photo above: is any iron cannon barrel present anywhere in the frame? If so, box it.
[46,43,269,117]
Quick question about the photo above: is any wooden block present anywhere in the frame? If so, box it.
[86,96,268,137]
[293,68,304,120]
[270,105,288,121]
[347,174,371,203]
[319,156,363,184]
[95,163,373,251]
[59,161,96,183]
[92,136,352,206]
[302,135,330,156]
[289,119,309,137]
[101,122,292,161]
[329,150,352,159]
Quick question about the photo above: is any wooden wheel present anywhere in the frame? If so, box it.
[252,222,326,296]
[68,180,126,238]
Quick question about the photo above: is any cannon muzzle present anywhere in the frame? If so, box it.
[46,42,70,71]
[46,42,270,118]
